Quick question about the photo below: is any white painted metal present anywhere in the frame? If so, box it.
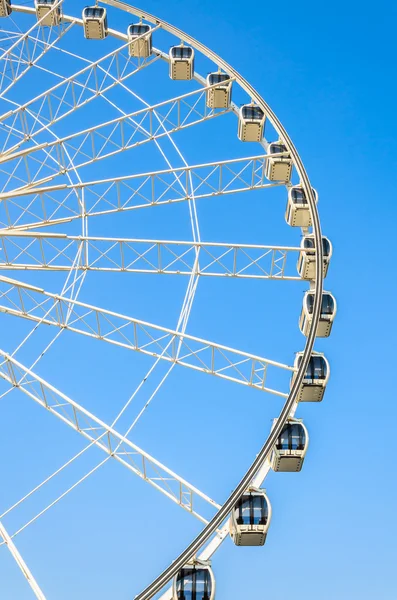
[0,276,293,396]
[0,234,302,279]
[0,349,220,522]
[265,141,293,181]
[0,520,47,600]
[0,0,11,18]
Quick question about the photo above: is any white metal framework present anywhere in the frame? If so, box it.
[0,2,334,599]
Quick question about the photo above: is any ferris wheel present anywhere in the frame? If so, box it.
[0,1,336,598]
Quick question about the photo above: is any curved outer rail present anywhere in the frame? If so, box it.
[11,3,325,598]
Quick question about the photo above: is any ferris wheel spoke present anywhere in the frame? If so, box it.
[0,26,162,152]
[0,154,282,230]
[0,277,293,396]
[0,21,76,99]
[0,234,302,280]
[0,85,232,189]
[0,520,47,600]
[0,349,220,524]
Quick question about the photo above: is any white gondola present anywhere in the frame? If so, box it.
[127,23,152,57]
[35,0,61,26]
[297,235,332,280]
[82,6,108,40]
[265,141,292,181]
[290,352,330,402]
[173,560,215,600]
[230,488,271,546]
[238,104,265,142]
[169,45,194,80]
[299,291,337,338]
[0,0,12,17]
[285,185,318,227]
[206,73,232,109]
[270,418,308,472]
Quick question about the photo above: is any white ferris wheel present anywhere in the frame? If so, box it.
[0,1,336,599]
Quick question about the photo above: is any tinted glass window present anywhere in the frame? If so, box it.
[303,236,330,257]
[209,73,230,85]
[306,356,327,380]
[129,24,150,35]
[84,7,105,18]
[172,46,193,59]
[306,293,334,316]
[176,568,212,600]
[241,106,264,120]
[270,143,288,155]
[39,0,56,5]
[321,294,334,315]
[235,494,268,525]
[276,423,306,450]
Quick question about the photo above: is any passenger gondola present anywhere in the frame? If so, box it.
[35,0,61,26]
[265,141,292,181]
[270,418,308,472]
[299,291,337,338]
[238,104,265,142]
[169,45,194,80]
[206,72,232,108]
[0,0,12,17]
[297,234,332,280]
[285,185,318,227]
[173,560,215,600]
[230,488,271,546]
[127,23,152,57]
[290,352,330,402]
[82,6,108,40]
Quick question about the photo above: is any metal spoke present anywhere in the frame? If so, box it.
[0,276,293,396]
[0,349,220,523]
[0,155,282,230]
[0,84,232,190]
[0,233,301,279]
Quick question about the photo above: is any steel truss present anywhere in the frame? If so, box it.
[0,276,293,396]
[0,234,302,279]
[0,155,282,230]
[0,349,220,523]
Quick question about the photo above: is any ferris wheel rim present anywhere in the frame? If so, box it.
[2,3,325,598]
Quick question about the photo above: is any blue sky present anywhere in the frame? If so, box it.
[0,1,396,599]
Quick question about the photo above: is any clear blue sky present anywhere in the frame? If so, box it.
[0,1,396,599]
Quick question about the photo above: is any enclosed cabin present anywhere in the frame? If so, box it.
[230,488,271,546]
[265,141,292,181]
[297,235,332,280]
[286,185,318,227]
[169,45,194,80]
[291,352,330,402]
[35,0,61,26]
[300,291,337,338]
[0,0,12,17]
[206,73,232,109]
[270,418,308,472]
[82,6,108,40]
[173,561,215,600]
[127,23,152,57]
[238,104,265,142]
